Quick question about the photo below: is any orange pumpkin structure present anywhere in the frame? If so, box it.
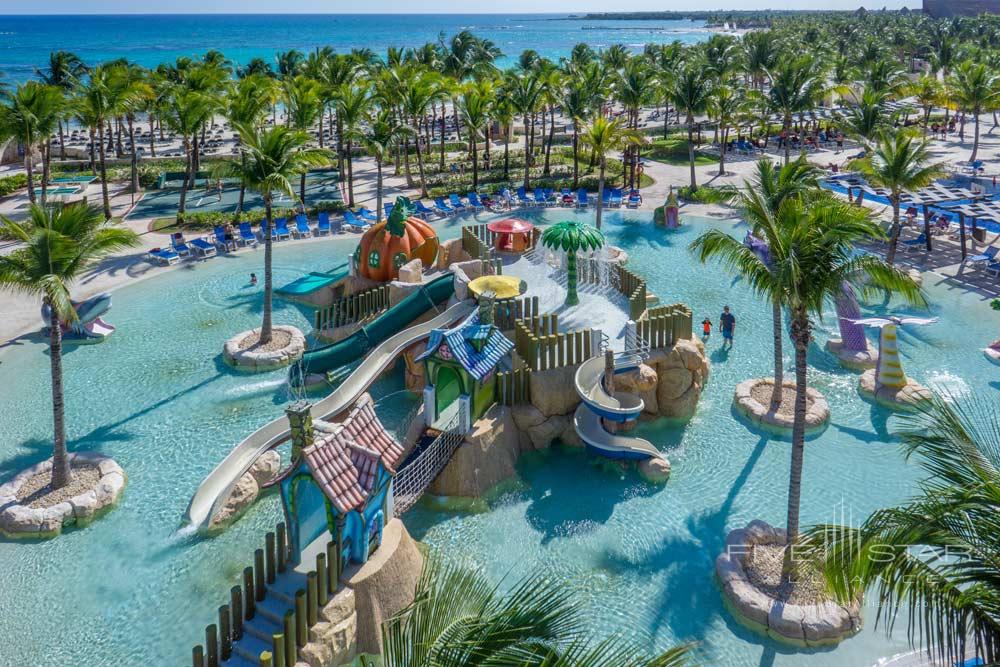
[354,197,439,282]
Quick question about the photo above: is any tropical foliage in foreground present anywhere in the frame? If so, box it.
[372,560,693,666]
[807,397,1000,664]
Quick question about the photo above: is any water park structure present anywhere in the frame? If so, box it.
[41,292,116,343]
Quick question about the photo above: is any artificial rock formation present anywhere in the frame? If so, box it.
[0,452,126,539]
[207,450,282,532]
[716,520,861,647]
[858,369,933,411]
[223,325,306,372]
[430,405,523,497]
[733,379,830,435]
[649,338,711,419]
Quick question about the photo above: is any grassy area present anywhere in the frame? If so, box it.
[646,136,716,166]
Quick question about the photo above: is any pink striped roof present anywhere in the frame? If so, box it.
[301,394,405,514]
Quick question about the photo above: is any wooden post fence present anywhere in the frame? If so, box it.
[314,284,391,332]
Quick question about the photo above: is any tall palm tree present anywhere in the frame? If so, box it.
[456,81,491,190]
[380,559,693,667]
[161,86,214,219]
[617,58,654,188]
[36,51,86,160]
[400,72,444,199]
[336,85,371,208]
[507,73,542,190]
[809,397,1000,665]
[225,124,329,346]
[562,83,591,189]
[283,75,324,204]
[0,82,64,206]
[838,87,897,145]
[670,64,713,190]
[108,63,151,196]
[948,61,1000,163]
[765,56,827,165]
[578,116,641,230]
[733,157,819,410]
[348,109,412,225]
[0,203,139,489]
[224,74,274,212]
[75,65,121,219]
[691,194,923,571]
[708,83,747,177]
[857,130,947,265]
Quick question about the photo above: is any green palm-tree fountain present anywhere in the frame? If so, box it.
[541,220,605,307]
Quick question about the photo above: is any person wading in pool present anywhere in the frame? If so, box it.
[719,306,736,348]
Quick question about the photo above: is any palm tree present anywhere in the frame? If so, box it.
[857,130,947,265]
[0,82,64,206]
[380,559,693,667]
[948,61,1000,163]
[617,59,654,188]
[108,63,151,196]
[225,124,329,346]
[733,157,819,410]
[562,83,591,190]
[838,87,897,145]
[708,83,747,177]
[456,81,491,190]
[910,74,944,127]
[507,73,542,190]
[400,72,444,199]
[75,65,121,219]
[808,397,1000,664]
[691,194,923,571]
[161,86,215,220]
[541,220,605,307]
[283,75,324,204]
[224,75,274,212]
[0,203,138,489]
[670,64,712,190]
[578,117,641,231]
[348,109,412,225]
[765,56,827,165]
[36,51,86,160]
[336,85,371,208]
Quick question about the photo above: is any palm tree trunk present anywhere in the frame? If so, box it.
[523,118,531,189]
[346,139,355,207]
[88,127,97,175]
[886,196,902,266]
[687,115,698,190]
[472,140,479,189]
[41,144,50,205]
[260,197,274,346]
[572,130,579,189]
[414,124,428,198]
[58,119,66,161]
[596,158,606,230]
[48,312,72,490]
[770,300,784,409]
[97,122,112,219]
[318,112,324,148]
[719,127,728,177]
[503,127,510,180]
[336,115,344,176]
[402,135,413,187]
[24,147,36,205]
[149,114,156,158]
[543,105,555,176]
[178,137,191,218]
[439,111,446,170]
[783,115,791,166]
[375,161,384,224]
[970,109,981,162]
[784,311,810,572]
[300,172,307,207]
[484,122,491,171]
[128,116,139,194]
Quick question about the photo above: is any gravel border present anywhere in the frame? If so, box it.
[0,452,126,540]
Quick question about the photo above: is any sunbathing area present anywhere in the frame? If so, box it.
[2,9,1000,667]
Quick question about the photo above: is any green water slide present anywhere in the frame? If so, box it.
[293,273,456,382]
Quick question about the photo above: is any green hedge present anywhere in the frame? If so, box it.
[0,173,28,197]
[677,185,734,205]
[173,199,346,230]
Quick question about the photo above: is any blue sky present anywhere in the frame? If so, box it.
[6,1,918,13]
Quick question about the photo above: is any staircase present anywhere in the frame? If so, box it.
[223,571,309,666]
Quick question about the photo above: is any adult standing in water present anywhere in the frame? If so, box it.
[719,305,736,348]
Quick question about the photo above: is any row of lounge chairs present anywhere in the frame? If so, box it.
[409,187,643,218]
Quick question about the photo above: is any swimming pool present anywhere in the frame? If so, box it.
[0,209,996,666]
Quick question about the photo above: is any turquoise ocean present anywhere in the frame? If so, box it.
[0,13,712,81]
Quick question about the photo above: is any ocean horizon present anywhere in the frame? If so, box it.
[0,13,711,81]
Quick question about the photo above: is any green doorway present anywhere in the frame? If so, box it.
[435,366,462,419]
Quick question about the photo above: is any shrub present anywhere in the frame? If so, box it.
[677,185,734,205]
[0,173,28,197]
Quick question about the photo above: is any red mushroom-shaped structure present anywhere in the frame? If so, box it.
[487,218,535,253]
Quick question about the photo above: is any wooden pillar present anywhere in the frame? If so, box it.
[230,586,243,640]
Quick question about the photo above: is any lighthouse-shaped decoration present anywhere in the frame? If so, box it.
[853,315,937,410]
[825,282,878,369]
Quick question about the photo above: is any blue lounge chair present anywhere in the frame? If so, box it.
[576,189,589,208]
[626,190,642,209]
[170,235,191,256]
[294,214,312,238]
[533,188,548,207]
[467,192,485,211]
[517,186,535,207]
[213,225,228,249]
[343,210,369,232]
[601,189,612,207]
[434,198,454,215]
[967,246,999,265]
[448,193,467,211]
[147,248,179,265]
[543,188,555,205]
[274,217,291,240]
[560,188,574,206]
[903,233,928,251]
[358,207,378,221]
[987,261,1000,277]
[414,200,436,218]
[189,237,217,257]
[238,222,258,247]
[316,211,332,235]
[610,188,623,208]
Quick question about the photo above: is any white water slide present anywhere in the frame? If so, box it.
[183,300,476,532]
[572,355,665,461]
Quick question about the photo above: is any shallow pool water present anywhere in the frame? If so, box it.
[0,209,997,666]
